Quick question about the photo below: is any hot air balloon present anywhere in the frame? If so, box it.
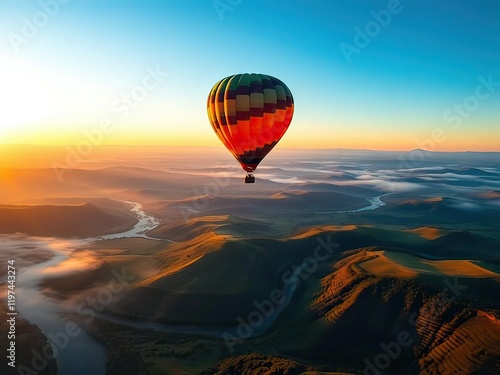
[207,73,294,183]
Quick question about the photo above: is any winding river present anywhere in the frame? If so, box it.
[96,201,164,241]
[7,201,161,375]
[7,194,390,374]
[316,193,393,215]
[14,237,107,375]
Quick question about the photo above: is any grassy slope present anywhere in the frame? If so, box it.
[0,202,136,237]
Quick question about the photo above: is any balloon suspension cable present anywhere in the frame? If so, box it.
[245,172,255,184]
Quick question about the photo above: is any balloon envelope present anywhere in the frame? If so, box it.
[207,73,294,174]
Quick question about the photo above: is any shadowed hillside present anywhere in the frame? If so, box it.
[0,203,135,237]
[108,232,289,325]
[263,248,500,374]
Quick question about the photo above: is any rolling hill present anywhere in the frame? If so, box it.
[0,202,135,237]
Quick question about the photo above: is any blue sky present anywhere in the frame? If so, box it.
[1,0,499,150]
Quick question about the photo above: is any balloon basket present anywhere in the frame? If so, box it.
[245,174,255,183]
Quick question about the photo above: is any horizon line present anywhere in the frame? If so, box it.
[1,143,500,153]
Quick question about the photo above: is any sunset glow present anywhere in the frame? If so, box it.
[1,1,499,151]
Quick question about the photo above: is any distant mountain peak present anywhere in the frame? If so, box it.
[410,148,433,153]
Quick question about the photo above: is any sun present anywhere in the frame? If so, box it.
[0,57,54,142]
